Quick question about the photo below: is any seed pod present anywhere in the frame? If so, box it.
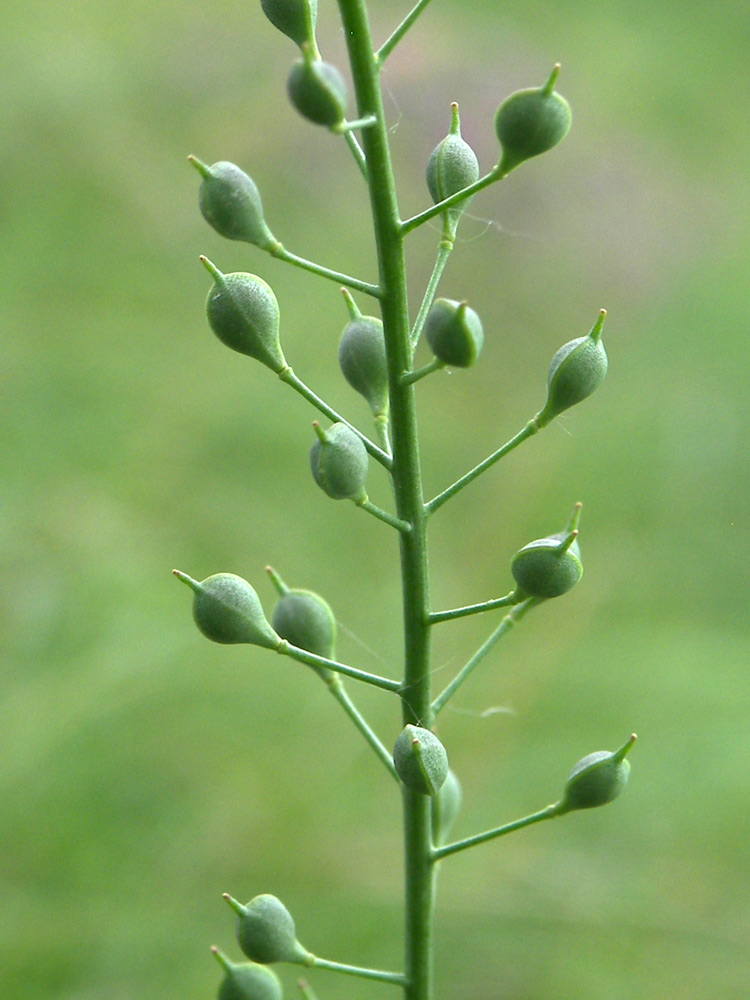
[173,571,281,649]
[201,257,287,373]
[555,734,637,815]
[260,0,317,49]
[189,158,277,250]
[424,298,484,368]
[310,422,368,502]
[224,893,310,965]
[431,767,462,845]
[267,566,336,661]
[393,724,449,796]
[212,946,283,1000]
[426,103,480,229]
[495,64,572,176]
[511,503,583,600]
[338,316,388,416]
[536,310,608,428]
[287,47,347,127]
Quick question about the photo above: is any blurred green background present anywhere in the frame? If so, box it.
[2,0,748,997]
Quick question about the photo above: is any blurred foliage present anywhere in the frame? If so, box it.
[2,0,749,998]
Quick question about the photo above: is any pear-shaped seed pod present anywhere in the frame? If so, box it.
[495,65,572,175]
[338,316,388,416]
[202,258,287,373]
[224,893,310,965]
[189,158,277,249]
[431,767,462,845]
[310,422,368,502]
[424,298,484,368]
[174,571,281,649]
[212,947,283,1000]
[287,51,347,127]
[260,0,317,48]
[555,734,637,814]
[393,724,449,797]
[511,504,583,600]
[267,570,336,660]
[537,310,607,428]
[426,103,479,223]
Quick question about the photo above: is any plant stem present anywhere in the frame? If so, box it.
[410,236,454,350]
[269,244,381,298]
[277,640,402,693]
[432,803,559,861]
[343,130,369,180]
[376,0,438,66]
[358,498,412,533]
[401,168,504,234]
[324,674,399,780]
[337,3,436,1000]
[428,593,516,624]
[305,955,407,986]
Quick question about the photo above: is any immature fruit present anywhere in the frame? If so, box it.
[555,734,637,814]
[260,0,317,48]
[189,158,277,249]
[202,257,287,373]
[173,571,281,648]
[224,893,310,965]
[495,64,572,175]
[338,316,388,416]
[432,767,462,845]
[424,298,484,368]
[287,48,347,127]
[310,422,368,502]
[393,724,449,796]
[511,503,583,600]
[212,947,283,1000]
[536,310,608,428]
[267,566,336,660]
[426,103,480,229]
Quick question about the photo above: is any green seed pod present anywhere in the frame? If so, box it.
[555,734,637,815]
[287,47,347,127]
[224,893,310,965]
[266,566,336,660]
[424,298,484,368]
[431,767,462,845]
[338,316,388,416]
[189,158,277,250]
[426,103,480,228]
[260,0,317,49]
[495,64,572,176]
[201,257,287,373]
[536,310,608,428]
[310,422,368,502]
[511,503,583,600]
[393,724,449,797]
[212,946,283,1000]
[173,570,281,649]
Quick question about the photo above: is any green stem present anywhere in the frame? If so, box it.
[428,593,516,624]
[357,497,412,533]
[324,674,399,780]
[376,0,437,66]
[401,168,504,234]
[400,358,445,386]
[432,804,558,861]
[336,5,435,1000]
[432,598,538,715]
[426,418,540,516]
[305,955,406,986]
[410,235,454,350]
[277,640,402,693]
[279,366,393,470]
[342,130,369,180]
[269,243,381,298]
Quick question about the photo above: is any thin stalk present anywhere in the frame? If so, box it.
[305,956,407,986]
[324,674,399,780]
[428,593,516,624]
[336,5,436,1000]
[376,0,438,66]
[410,236,454,350]
[432,598,538,716]
[432,804,558,861]
[277,640,402,693]
[426,418,540,515]
[358,497,412,533]
[342,130,369,181]
[401,168,504,234]
[279,366,393,469]
[400,358,445,386]
[270,243,381,298]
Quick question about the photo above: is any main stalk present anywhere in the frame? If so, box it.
[336,3,435,999]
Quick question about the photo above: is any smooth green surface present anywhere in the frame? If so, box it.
[2,1,749,999]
